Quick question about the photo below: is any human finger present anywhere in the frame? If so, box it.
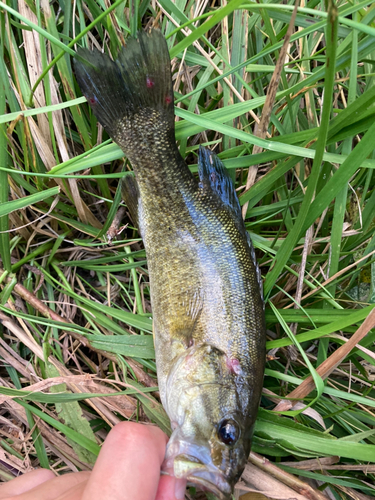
[82,422,167,500]
[4,472,90,500]
[0,469,55,498]
[54,479,88,500]
[155,473,187,500]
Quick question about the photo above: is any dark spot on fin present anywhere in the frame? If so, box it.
[146,76,155,88]
[121,174,141,233]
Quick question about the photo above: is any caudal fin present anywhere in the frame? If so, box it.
[74,30,174,146]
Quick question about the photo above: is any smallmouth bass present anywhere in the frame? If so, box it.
[74,30,265,499]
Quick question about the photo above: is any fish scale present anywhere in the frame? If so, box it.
[74,29,265,499]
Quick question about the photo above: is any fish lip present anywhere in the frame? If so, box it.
[162,452,232,500]
[185,469,232,500]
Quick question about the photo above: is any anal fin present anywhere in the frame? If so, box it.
[122,174,141,231]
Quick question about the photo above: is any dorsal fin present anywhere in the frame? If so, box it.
[198,146,242,221]
[198,146,263,302]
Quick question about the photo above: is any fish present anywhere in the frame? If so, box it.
[74,29,266,499]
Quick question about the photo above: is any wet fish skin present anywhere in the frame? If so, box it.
[74,30,265,499]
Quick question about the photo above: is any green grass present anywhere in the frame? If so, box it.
[1,0,375,498]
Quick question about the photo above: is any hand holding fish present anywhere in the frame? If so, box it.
[0,422,186,500]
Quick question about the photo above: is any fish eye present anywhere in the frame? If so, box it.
[217,419,240,445]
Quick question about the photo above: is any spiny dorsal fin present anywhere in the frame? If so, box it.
[198,146,242,221]
[198,147,263,301]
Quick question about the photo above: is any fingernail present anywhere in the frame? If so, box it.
[175,478,187,500]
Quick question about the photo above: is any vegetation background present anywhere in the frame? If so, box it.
[1,0,375,498]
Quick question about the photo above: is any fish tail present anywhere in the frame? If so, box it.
[74,30,174,151]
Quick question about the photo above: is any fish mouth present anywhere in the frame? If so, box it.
[163,447,232,500]
[175,454,232,499]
